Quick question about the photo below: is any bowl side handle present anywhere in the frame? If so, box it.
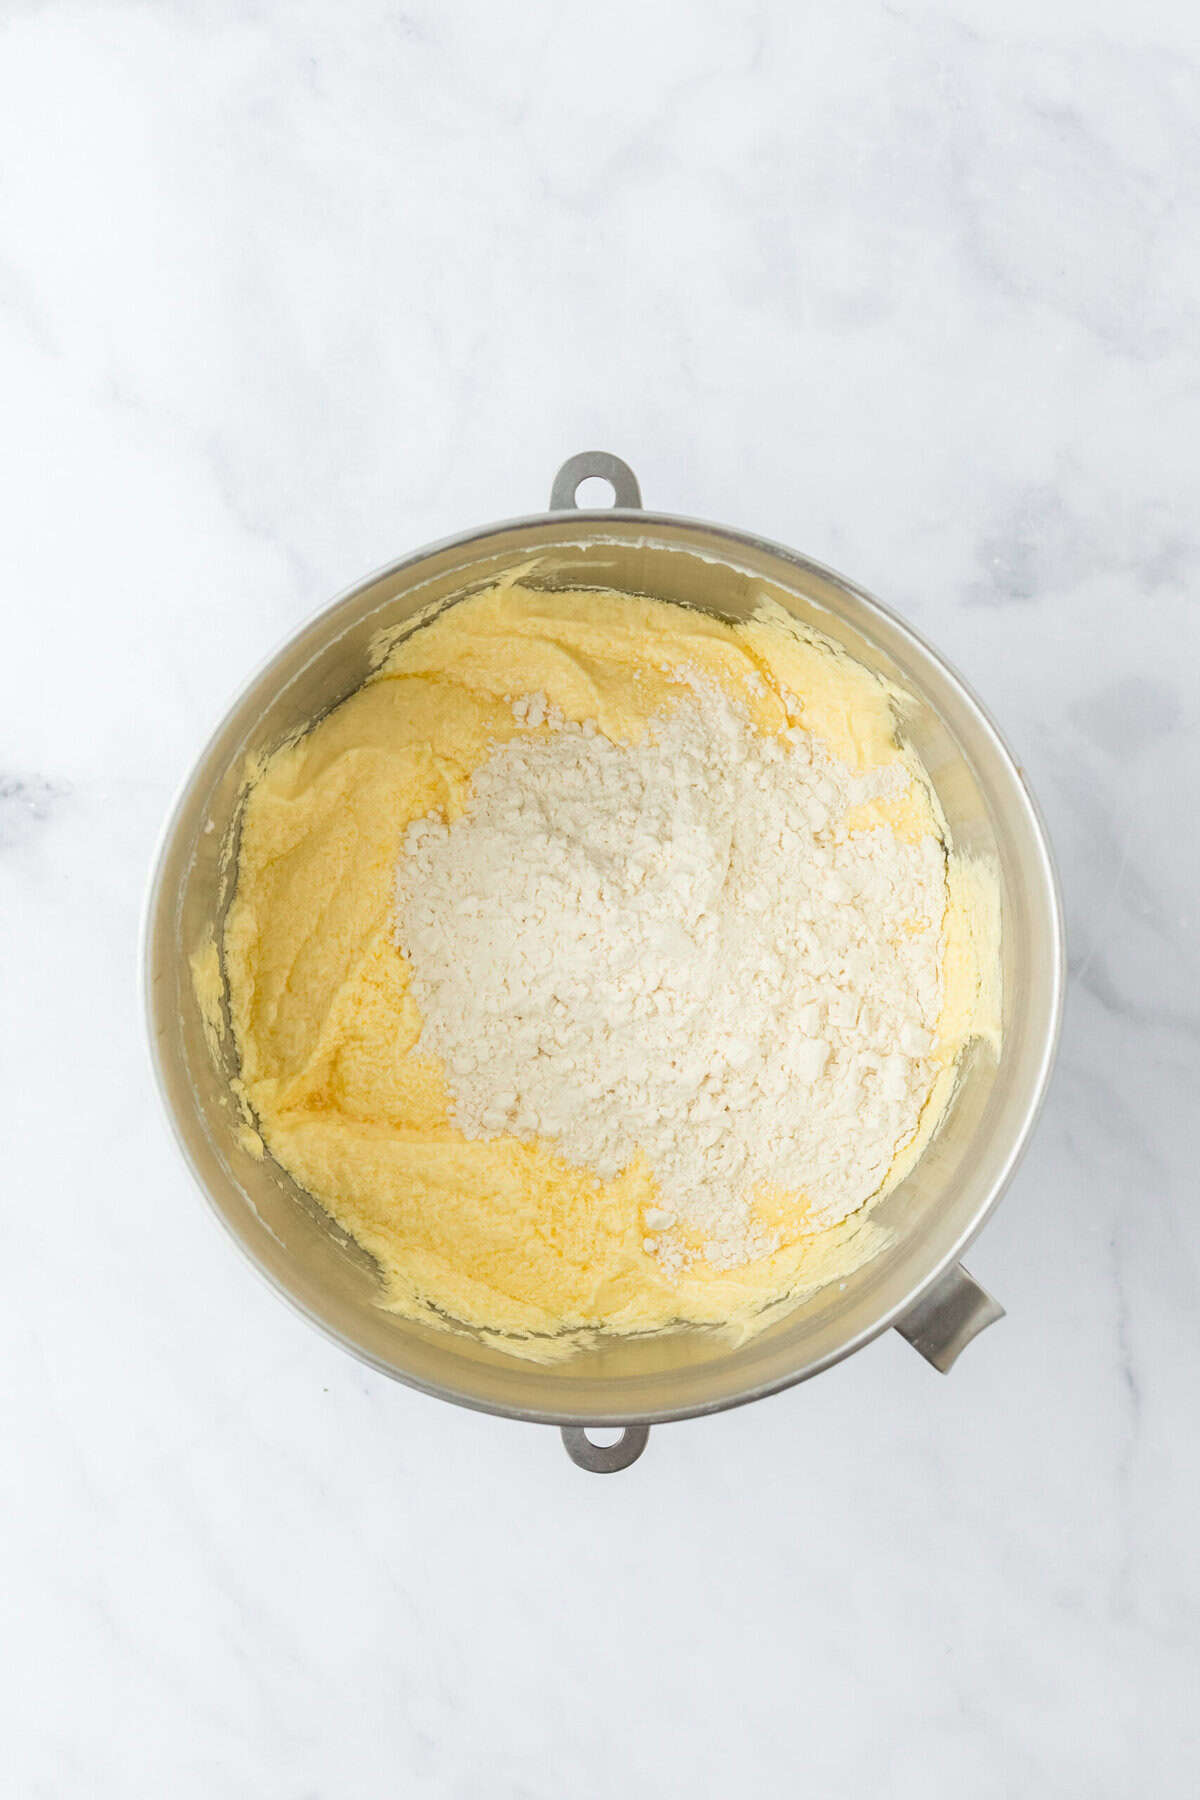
[549,450,643,512]
[894,1263,1004,1372]
[560,1424,651,1473]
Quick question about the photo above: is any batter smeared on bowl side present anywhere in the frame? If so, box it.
[222,580,999,1353]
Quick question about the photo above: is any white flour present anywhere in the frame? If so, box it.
[394,682,947,1273]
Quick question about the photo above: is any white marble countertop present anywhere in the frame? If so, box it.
[3,1,1198,1793]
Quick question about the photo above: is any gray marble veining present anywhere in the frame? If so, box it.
[1,1,1197,1794]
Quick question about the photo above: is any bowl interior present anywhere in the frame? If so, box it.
[145,514,1062,1424]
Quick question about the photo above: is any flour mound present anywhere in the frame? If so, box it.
[394,685,946,1273]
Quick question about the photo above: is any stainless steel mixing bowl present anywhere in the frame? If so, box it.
[144,452,1064,1473]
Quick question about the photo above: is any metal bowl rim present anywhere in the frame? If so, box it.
[142,502,1066,1426]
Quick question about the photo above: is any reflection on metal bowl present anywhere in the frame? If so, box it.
[143,453,1064,1473]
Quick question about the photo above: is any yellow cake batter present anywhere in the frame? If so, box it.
[216,580,998,1354]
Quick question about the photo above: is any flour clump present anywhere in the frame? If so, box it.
[394,681,946,1274]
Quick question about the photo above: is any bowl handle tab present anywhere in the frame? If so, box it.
[560,1424,650,1473]
[549,451,643,512]
[894,1263,1004,1372]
